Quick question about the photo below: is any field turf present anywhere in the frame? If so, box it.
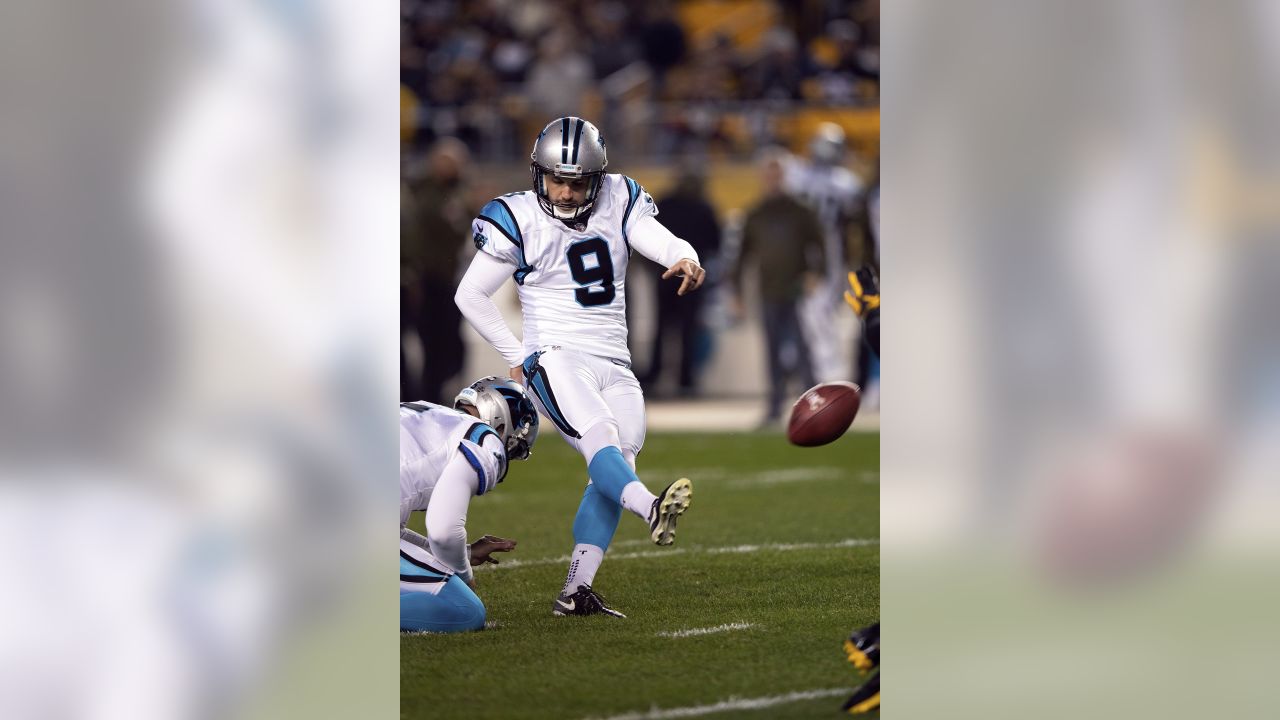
[401,430,879,719]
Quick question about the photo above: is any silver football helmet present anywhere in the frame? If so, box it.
[809,122,847,166]
[530,116,608,222]
[454,377,540,460]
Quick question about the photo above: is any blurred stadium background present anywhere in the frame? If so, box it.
[8,0,1279,716]
[401,3,881,716]
[401,0,881,428]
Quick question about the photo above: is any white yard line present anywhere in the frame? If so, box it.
[582,687,851,720]
[703,538,878,554]
[655,622,755,638]
[725,467,858,487]
[481,537,878,571]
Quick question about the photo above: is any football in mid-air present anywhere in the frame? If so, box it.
[787,381,861,447]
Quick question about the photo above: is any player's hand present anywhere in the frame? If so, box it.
[469,534,517,566]
[508,366,524,385]
[844,266,880,319]
[662,258,706,296]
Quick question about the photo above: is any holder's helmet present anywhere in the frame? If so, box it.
[453,377,540,460]
[530,117,608,222]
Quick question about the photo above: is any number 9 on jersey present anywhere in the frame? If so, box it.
[566,237,615,307]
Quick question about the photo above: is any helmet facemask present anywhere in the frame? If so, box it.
[531,163,603,223]
[504,399,538,460]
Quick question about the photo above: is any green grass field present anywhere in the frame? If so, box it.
[401,430,879,719]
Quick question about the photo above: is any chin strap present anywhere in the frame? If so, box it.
[553,204,593,224]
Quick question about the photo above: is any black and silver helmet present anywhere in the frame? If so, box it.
[530,116,608,222]
[453,377,540,460]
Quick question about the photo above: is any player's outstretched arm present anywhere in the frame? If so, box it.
[424,453,481,586]
[630,215,705,295]
[455,252,525,368]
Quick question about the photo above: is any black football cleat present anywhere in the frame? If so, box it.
[551,584,626,618]
[843,622,880,673]
[841,671,880,714]
[649,478,692,546]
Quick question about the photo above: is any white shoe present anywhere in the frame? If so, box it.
[648,478,692,546]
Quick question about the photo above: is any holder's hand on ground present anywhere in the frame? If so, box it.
[470,535,517,566]
[663,258,706,296]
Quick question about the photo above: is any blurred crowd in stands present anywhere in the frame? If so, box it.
[402,0,880,420]
[402,0,879,160]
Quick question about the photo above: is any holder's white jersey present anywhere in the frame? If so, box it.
[399,402,507,526]
[470,174,659,363]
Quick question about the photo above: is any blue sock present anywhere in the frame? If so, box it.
[586,446,637,504]
[572,481,621,550]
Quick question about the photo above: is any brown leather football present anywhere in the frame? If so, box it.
[787,381,861,447]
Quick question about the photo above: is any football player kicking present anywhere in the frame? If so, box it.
[400,377,540,632]
[455,117,705,618]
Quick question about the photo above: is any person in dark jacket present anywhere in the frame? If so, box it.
[402,138,471,403]
[642,167,722,397]
[730,149,827,426]
[639,1,687,98]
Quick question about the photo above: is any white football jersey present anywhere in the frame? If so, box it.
[399,402,507,526]
[470,173,658,364]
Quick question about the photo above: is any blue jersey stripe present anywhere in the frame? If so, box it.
[464,422,506,486]
[621,175,641,254]
[531,374,568,435]
[479,198,534,284]
[479,200,523,247]
[528,367,579,438]
[521,352,538,375]
[465,422,498,447]
[458,443,489,495]
[522,351,577,436]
